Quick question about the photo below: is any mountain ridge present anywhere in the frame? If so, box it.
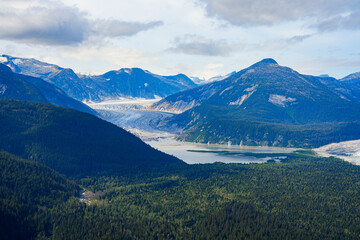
[0,63,95,115]
[1,55,197,102]
[151,58,360,147]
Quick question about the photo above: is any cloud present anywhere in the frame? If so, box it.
[199,0,360,30]
[169,35,233,56]
[0,4,89,45]
[0,1,163,45]
[314,11,360,31]
[287,34,312,44]
[92,20,163,38]
[59,45,158,73]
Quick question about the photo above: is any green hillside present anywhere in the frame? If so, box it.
[176,104,360,147]
[0,151,78,240]
[0,99,184,176]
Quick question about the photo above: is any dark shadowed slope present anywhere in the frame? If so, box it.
[0,150,78,240]
[0,99,185,176]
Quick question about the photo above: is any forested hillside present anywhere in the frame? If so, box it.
[0,151,78,240]
[2,150,360,239]
[0,99,184,176]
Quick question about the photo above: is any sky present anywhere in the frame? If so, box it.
[0,0,359,80]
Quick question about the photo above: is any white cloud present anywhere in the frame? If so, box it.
[0,1,163,45]
[58,45,158,74]
[169,35,233,56]
[92,20,163,38]
[199,0,360,31]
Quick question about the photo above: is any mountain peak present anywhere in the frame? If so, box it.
[257,58,278,65]
[247,58,278,69]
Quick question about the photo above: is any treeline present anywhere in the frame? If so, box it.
[181,116,360,148]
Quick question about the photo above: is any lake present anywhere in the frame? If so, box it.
[146,138,297,164]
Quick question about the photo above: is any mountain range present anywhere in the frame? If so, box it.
[0,55,197,102]
[150,59,360,147]
[0,63,95,115]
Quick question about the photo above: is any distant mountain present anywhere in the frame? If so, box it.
[151,59,360,147]
[1,55,197,102]
[338,72,360,101]
[91,68,197,100]
[207,71,236,83]
[341,72,360,82]
[191,71,236,85]
[0,99,184,176]
[0,63,95,115]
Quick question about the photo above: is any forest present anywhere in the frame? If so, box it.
[1,149,360,239]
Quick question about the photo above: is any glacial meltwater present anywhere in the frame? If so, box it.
[146,138,297,164]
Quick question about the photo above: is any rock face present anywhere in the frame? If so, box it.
[151,59,360,147]
[0,55,197,102]
[338,72,360,101]
[0,63,95,115]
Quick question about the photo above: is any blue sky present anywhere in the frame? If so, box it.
[0,0,359,79]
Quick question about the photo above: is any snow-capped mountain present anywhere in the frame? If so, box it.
[191,71,236,85]
[0,63,95,115]
[150,59,360,147]
[0,55,197,102]
[88,68,197,100]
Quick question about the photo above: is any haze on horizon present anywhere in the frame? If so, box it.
[0,0,359,80]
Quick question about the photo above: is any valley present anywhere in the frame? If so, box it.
[88,98,360,165]
[2,0,360,238]
[2,54,360,240]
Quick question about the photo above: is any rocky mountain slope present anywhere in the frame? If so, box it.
[151,59,360,147]
[0,63,95,115]
[0,55,197,102]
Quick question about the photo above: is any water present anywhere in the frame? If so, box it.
[146,138,296,164]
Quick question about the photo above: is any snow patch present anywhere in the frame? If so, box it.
[244,84,258,92]
[0,84,7,94]
[219,86,233,96]
[124,69,131,74]
[0,57,7,63]
[268,94,296,107]
[229,87,257,106]
[13,58,23,64]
